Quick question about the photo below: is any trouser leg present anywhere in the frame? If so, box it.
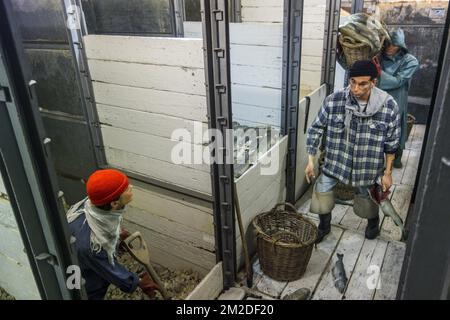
[310,173,338,243]
[354,186,380,239]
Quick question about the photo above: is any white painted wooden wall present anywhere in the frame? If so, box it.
[183,0,326,127]
[234,136,288,267]
[84,35,215,275]
[0,175,40,299]
[84,35,211,196]
[241,0,326,96]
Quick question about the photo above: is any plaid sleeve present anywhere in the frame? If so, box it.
[384,100,400,154]
[306,96,329,155]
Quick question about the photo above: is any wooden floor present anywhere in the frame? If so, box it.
[244,124,426,300]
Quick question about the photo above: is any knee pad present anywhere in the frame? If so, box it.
[354,195,379,219]
[310,184,335,215]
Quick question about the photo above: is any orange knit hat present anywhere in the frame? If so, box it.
[86,169,129,206]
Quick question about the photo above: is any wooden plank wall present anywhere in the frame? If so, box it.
[234,136,288,267]
[241,0,326,96]
[0,176,40,299]
[84,35,211,195]
[184,0,326,126]
[84,36,216,275]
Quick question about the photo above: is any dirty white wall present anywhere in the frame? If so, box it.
[84,35,215,276]
[241,0,326,97]
[0,175,40,299]
[183,0,326,128]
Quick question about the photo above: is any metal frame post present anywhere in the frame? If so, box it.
[281,0,304,205]
[321,0,341,94]
[201,0,236,289]
[397,12,450,300]
[173,0,185,36]
[61,0,106,168]
[230,0,242,23]
[0,1,85,299]
[351,0,364,14]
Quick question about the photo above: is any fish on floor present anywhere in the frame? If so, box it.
[282,288,311,300]
[332,253,348,294]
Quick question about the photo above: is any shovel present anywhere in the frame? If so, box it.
[121,231,171,299]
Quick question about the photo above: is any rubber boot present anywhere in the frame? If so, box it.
[315,213,331,244]
[393,148,403,169]
[365,217,380,240]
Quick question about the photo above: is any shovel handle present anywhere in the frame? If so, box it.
[144,263,171,300]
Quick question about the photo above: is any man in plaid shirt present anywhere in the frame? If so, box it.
[305,60,400,243]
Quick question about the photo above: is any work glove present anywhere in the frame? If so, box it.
[372,55,382,77]
[138,272,160,298]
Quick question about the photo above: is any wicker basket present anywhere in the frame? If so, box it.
[339,34,372,67]
[252,203,318,281]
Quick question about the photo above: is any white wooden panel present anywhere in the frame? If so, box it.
[231,65,282,89]
[302,39,324,56]
[92,82,207,122]
[241,0,281,6]
[124,205,214,252]
[186,263,223,300]
[301,55,323,72]
[236,136,288,230]
[295,84,327,201]
[303,22,325,39]
[255,275,287,298]
[106,148,212,195]
[230,23,283,47]
[241,6,283,23]
[122,221,214,276]
[101,125,208,169]
[129,181,214,235]
[0,254,40,300]
[84,35,204,68]
[232,84,281,109]
[183,21,202,38]
[88,60,206,96]
[233,103,281,127]
[97,104,208,143]
[231,44,282,68]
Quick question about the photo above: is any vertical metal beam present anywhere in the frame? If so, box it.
[201,0,236,289]
[281,0,304,205]
[351,0,364,14]
[230,0,242,23]
[173,0,185,36]
[321,0,341,94]
[0,1,85,299]
[61,0,106,168]
[397,12,450,300]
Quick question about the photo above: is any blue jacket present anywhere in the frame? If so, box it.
[69,208,139,300]
[378,29,419,149]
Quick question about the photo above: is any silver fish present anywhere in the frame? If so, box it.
[332,253,348,294]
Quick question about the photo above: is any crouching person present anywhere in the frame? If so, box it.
[67,169,159,300]
[305,60,400,243]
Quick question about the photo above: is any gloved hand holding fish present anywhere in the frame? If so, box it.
[338,13,391,67]
[368,178,406,240]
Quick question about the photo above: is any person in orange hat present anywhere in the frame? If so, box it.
[66,169,158,300]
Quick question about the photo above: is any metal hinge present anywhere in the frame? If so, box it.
[35,252,59,266]
[0,86,12,103]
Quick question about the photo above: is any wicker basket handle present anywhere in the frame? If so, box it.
[271,202,299,214]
